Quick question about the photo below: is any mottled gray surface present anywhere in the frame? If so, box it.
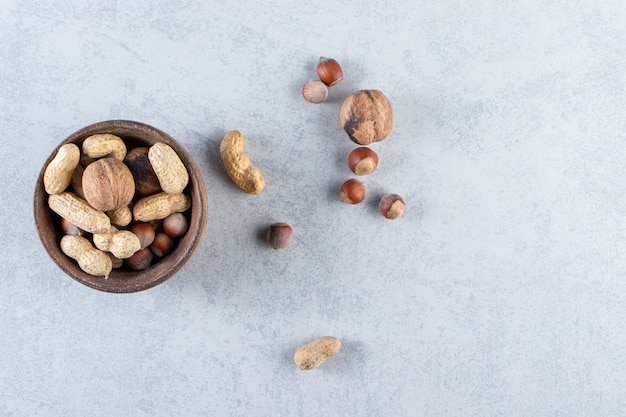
[2,0,626,416]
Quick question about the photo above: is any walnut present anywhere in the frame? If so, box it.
[82,157,135,212]
[339,90,393,145]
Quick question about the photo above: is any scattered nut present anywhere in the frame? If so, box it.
[151,233,174,257]
[316,57,343,86]
[266,223,292,249]
[43,143,80,195]
[294,336,341,370]
[125,247,153,271]
[82,158,135,212]
[163,213,188,238]
[302,79,329,103]
[124,147,162,196]
[348,147,378,176]
[220,130,265,194]
[379,194,405,219]
[340,179,366,204]
[340,90,393,145]
[130,223,156,250]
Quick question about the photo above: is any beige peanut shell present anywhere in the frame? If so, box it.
[60,235,113,278]
[43,143,80,194]
[48,192,111,234]
[148,142,189,194]
[133,192,191,222]
[93,228,141,259]
[294,336,341,370]
[106,206,132,227]
[82,134,127,160]
[220,130,265,195]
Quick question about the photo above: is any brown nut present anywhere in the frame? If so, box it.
[340,179,366,204]
[294,336,341,370]
[126,247,153,271]
[82,158,135,212]
[124,147,162,196]
[348,147,378,176]
[130,223,156,250]
[379,194,406,219]
[151,233,174,257]
[340,90,393,145]
[163,213,188,238]
[60,218,82,236]
[316,57,343,86]
[266,223,292,249]
[302,79,328,104]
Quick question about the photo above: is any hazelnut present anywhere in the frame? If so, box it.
[61,217,82,236]
[379,194,405,219]
[108,253,124,269]
[82,158,135,212]
[316,57,343,86]
[340,179,366,204]
[124,147,162,196]
[348,147,378,176]
[266,223,293,249]
[126,247,153,270]
[151,233,174,257]
[163,213,188,238]
[130,223,156,250]
[302,79,329,104]
[340,90,393,145]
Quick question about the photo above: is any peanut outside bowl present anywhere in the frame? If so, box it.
[33,120,208,293]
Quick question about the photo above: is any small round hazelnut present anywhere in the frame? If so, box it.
[316,57,343,86]
[266,223,293,249]
[340,179,366,204]
[340,90,393,145]
[82,157,135,212]
[126,247,153,271]
[348,147,378,176]
[379,194,405,219]
[302,79,329,104]
[163,213,188,238]
[61,217,82,236]
[130,223,156,250]
[151,233,174,257]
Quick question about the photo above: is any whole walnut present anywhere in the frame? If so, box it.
[82,157,135,212]
[340,90,393,145]
[124,147,162,196]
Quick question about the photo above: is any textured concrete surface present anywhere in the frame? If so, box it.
[2,1,626,416]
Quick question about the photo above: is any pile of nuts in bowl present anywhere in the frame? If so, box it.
[43,133,192,278]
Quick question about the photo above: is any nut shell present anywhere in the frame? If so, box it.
[379,194,406,219]
[340,90,393,145]
[124,147,162,196]
[340,179,366,204]
[82,158,135,212]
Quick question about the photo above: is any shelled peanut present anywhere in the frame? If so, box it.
[44,134,193,277]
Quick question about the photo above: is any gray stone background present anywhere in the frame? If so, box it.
[2,1,626,416]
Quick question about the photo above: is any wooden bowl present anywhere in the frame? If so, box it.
[33,120,208,293]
